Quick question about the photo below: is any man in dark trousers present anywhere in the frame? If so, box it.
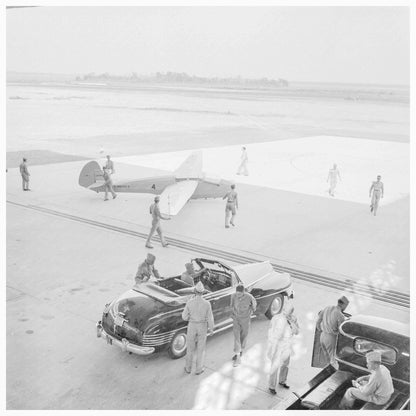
[316,296,349,368]
[231,284,257,366]
[19,157,30,191]
[182,281,214,375]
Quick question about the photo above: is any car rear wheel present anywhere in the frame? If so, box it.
[168,330,187,359]
[265,294,284,319]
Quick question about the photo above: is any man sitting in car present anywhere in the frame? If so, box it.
[339,350,394,409]
[181,263,207,286]
[135,253,161,284]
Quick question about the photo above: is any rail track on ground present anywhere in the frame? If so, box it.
[8,200,410,309]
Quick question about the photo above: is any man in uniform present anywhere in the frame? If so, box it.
[327,163,341,197]
[145,196,171,248]
[316,296,349,368]
[105,155,115,174]
[135,253,161,284]
[19,157,30,191]
[231,284,257,366]
[181,263,207,286]
[223,184,238,228]
[339,350,394,409]
[369,175,384,216]
[237,146,248,176]
[182,281,214,375]
[103,166,117,201]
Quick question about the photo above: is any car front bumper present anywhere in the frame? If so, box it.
[96,321,155,356]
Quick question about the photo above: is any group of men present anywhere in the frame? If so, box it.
[317,296,395,410]
[17,149,391,408]
[134,253,298,391]
[17,151,385,218]
[327,163,384,215]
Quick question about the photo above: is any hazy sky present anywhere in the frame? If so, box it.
[6,6,409,84]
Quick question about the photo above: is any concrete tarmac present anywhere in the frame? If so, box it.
[6,153,409,410]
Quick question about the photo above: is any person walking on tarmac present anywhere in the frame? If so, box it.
[267,302,299,393]
[19,157,30,191]
[182,281,214,375]
[231,284,257,366]
[316,296,349,368]
[237,146,249,176]
[103,166,117,201]
[369,175,384,216]
[223,184,238,228]
[145,196,171,248]
[327,163,341,197]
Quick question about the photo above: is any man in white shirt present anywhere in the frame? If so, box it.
[339,350,394,409]
[327,163,341,196]
[237,146,248,176]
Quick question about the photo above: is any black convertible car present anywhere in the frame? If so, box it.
[96,258,294,359]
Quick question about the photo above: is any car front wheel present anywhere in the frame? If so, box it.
[168,329,187,359]
[265,294,284,319]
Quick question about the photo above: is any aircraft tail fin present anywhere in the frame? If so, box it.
[79,161,103,188]
[174,151,203,179]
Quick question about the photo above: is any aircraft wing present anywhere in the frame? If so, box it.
[159,180,199,216]
[174,151,203,179]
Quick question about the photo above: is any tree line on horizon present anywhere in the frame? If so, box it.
[75,71,289,88]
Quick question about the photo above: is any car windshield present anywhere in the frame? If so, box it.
[353,338,397,365]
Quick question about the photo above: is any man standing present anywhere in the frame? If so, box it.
[267,302,299,393]
[223,184,238,228]
[105,155,115,174]
[19,158,30,191]
[237,146,248,176]
[231,284,257,366]
[103,166,117,201]
[369,175,384,216]
[182,281,214,375]
[135,253,161,284]
[339,351,394,409]
[145,196,171,248]
[316,296,349,368]
[327,163,341,196]
[181,263,206,286]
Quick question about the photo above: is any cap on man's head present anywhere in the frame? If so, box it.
[154,196,160,202]
[236,284,245,292]
[338,296,349,306]
[366,350,382,363]
[23,158,27,162]
[195,281,205,293]
[106,155,111,158]
[377,175,381,179]
[231,184,236,189]
[146,253,156,263]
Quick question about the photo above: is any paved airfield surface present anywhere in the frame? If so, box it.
[6,134,409,410]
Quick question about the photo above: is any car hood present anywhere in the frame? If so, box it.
[233,261,290,287]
